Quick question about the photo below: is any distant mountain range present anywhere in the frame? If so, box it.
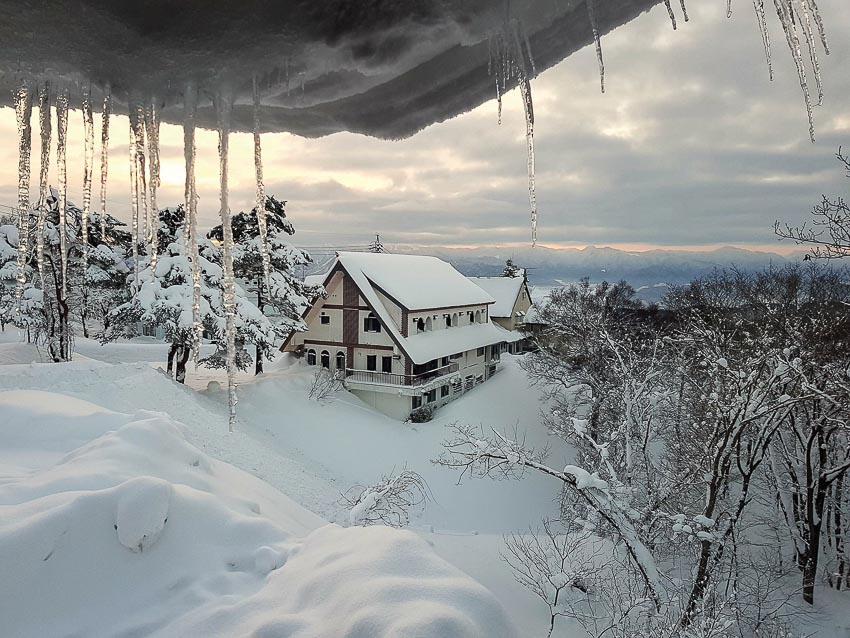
[393,245,813,304]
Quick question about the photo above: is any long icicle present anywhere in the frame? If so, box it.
[586,0,605,93]
[56,88,70,329]
[131,101,149,251]
[753,0,775,81]
[14,82,34,305]
[216,88,239,432]
[679,0,690,22]
[803,0,828,54]
[81,85,94,273]
[183,82,203,366]
[518,76,537,247]
[129,102,140,290]
[794,0,823,106]
[99,85,111,243]
[37,84,51,290]
[773,0,815,142]
[145,99,161,272]
[253,75,270,284]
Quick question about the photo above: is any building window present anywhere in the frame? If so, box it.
[320,313,330,325]
[367,355,377,371]
[425,316,432,331]
[475,310,482,323]
[441,356,450,366]
[441,385,449,398]
[382,356,392,373]
[444,314,451,328]
[416,318,425,333]
[320,350,330,368]
[467,311,474,324]
[364,312,381,333]
[451,312,458,326]
[142,323,157,337]
[336,351,346,370]
[450,352,463,360]
[412,396,422,409]
[476,347,485,357]
[307,349,316,365]
[425,389,437,403]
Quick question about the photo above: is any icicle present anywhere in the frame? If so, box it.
[773,0,815,142]
[586,0,606,93]
[145,99,161,272]
[753,0,775,81]
[802,0,828,54]
[36,84,51,289]
[727,0,733,18]
[130,101,149,248]
[521,24,536,78]
[518,76,537,247]
[56,88,70,308]
[215,88,239,432]
[252,76,270,284]
[100,85,111,243]
[680,0,690,22]
[81,85,94,273]
[183,82,203,366]
[128,104,140,289]
[663,0,678,30]
[14,82,34,304]
[794,0,823,106]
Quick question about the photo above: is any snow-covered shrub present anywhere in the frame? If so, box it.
[408,404,434,423]
[309,368,343,402]
[341,469,430,528]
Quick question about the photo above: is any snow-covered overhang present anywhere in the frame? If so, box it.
[0,0,661,138]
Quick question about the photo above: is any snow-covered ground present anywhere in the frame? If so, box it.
[0,329,574,636]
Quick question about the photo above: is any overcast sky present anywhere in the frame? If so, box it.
[1,1,848,253]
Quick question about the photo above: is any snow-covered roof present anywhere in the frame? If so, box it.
[304,273,327,288]
[467,277,526,318]
[337,252,494,311]
[404,321,519,364]
[329,252,509,365]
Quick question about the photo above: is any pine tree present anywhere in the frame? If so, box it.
[502,258,522,278]
[207,195,320,374]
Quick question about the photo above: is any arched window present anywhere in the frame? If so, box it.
[445,314,451,328]
[451,312,458,327]
[468,311,474,324]
[474,310,481,324]
[425,316,433,331]
[307,349,317,365]
[336,351,346,370]
[416,318,425,333]
[320,350,330,368]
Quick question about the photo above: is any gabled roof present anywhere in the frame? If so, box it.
[337,252,495,310]
[328,252,508,365]
[467,276,527,318]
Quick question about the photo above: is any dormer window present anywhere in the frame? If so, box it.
[364,312,381,333]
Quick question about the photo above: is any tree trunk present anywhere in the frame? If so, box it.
[167,343,178,376]
[175,346,190,384]
[255,344,263,375]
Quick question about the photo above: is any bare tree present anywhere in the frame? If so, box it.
[341,468,430,528]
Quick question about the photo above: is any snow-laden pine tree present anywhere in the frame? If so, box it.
[207,195,320,374]
[501,258,522,278]
[0,192,130,360]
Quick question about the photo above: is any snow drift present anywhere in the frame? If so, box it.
[0,390,516,637]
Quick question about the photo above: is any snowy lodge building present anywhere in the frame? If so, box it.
[282,252,522,420]
[466,273,533,354]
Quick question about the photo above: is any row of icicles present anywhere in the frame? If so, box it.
[13,81,273,431]
[487,0,830,246]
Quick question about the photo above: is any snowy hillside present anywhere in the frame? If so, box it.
[0,331,576,636]
[0,385,517,637]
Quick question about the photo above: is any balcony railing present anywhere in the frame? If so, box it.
[345,362,459,387]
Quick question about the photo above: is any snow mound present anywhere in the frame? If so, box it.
[0,390,516,638]
[115,476,172,552]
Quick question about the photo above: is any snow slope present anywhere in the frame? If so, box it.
[0,388,517,637]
